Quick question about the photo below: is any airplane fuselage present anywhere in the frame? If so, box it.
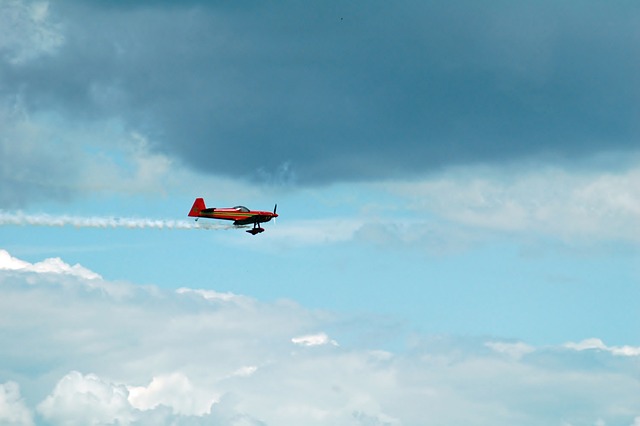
[196,207,276,225]
[188,198,277,234]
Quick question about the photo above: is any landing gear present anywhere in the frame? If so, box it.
[247,223,264,235]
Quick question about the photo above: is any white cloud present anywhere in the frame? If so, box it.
[176,287,253,305]
[29,257,101,280]
[235,160,640,250]
[383,161,640,244]
[0,249,101,279]
[0,382,34,426]
[229,366,258,379]
[127,373,217,416]
[292,332,339,347]
[255,219,360,247]
[37,371,134,426]
[485,341,535,360]
[565,338,640,357]
[0,249,30,270]
[1,249,639,425]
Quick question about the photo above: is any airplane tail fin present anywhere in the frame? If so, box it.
[188,198,206,217]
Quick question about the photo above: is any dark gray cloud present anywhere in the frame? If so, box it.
[4,0,640,185]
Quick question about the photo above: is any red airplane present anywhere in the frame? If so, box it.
[188,198,278,235]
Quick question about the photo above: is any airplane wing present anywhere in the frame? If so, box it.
[232,215,262,226]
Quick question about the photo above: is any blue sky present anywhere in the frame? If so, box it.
[1,1,639,424]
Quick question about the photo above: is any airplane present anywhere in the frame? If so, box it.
[188,198,278,235]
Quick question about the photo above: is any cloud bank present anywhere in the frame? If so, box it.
[380,163,640,245]
[0,249,639,425]
[2,0,640,207]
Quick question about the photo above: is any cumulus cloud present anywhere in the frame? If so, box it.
[127,373,217,416]
[0,249,639,425]
[37,371,134,426]
[0,248,100,279]
[0,381,34,426]
[36,372,226,426]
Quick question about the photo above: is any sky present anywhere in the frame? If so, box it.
[0,0,639,424]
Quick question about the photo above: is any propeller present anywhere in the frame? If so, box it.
[273,204,278,224]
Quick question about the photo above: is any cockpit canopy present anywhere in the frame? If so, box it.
[233,206,250,212]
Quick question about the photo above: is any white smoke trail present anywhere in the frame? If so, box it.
[0,211,247,230]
